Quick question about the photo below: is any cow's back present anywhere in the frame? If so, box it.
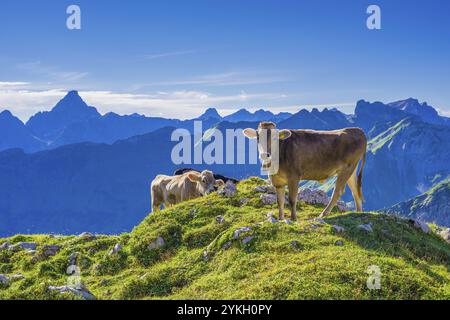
[279,127,366,180]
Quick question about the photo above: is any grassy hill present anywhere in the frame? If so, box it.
[1,178,449,300]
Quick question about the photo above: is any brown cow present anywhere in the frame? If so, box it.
[151,170,224,212]
[243,122,367,220]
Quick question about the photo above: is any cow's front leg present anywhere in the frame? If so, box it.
[275,186,286,220]
[288,179,299,221]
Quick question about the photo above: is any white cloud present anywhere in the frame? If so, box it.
[143,50,196,60]
[17,61,89,82]
[131,71,289,89]
[0,82,31,90]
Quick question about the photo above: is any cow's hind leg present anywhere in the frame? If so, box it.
[288,179,299,221]
[347,168,363,211]
[319,172,349,218]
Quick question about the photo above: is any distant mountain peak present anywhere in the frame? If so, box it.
[53,90,89,112]
[198,107,222,120]
[0,110,14,119]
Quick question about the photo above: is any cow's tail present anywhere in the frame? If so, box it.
[357,149,366,202]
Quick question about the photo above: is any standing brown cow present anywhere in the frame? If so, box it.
[243,122,367,220]
[151,170,224,212]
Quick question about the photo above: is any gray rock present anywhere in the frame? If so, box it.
[0,242,11,251]
[254,185,275,194]
[438,228,450,243]
[218,181,237,197]
[267,217,278,224]
[260,193,277,205]
[290,241,299,248]
[283,219,293,225]
[68,252,79,266]
[215,215,225,224]
[232,227,252,240]
[148,236,165,250]
[78,232,96,241]
[48,285,96,300]
[410,219,431,234]
[222,241,232,250]
[109,243,122,255]
[298,188,348,212]
[335,240,344,246]
[332,225,345,233]
[9,242,38,251]
[358,223,373,232]
[42,245,61,256]
[242,236,254,245]
[10,274,24,281]
[0,274,10,285]
[314,218,327,224]
[239,198,249,205]
[310,224,319,229]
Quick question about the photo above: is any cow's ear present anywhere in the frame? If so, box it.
[279,129,292,140]
[243,128,257,139]
[215,179,225,187]
[187,172,201,182]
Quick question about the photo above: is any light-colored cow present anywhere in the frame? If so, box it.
[243,122,367,220]
[151,170,224,212]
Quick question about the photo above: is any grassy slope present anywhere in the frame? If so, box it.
[1,178,449,300]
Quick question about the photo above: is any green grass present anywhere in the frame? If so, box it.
[1,177,449,300]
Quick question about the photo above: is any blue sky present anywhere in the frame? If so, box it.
[1,0,449,120]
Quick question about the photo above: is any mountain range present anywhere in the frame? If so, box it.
[0,91,449,235]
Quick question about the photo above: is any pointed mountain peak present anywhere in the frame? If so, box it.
[53,90,88,111]
[198,107,222,120]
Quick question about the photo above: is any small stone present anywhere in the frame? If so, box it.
[290,241,299,248]
[267,217,278,224]
[215,215,225,224]
[315,218,327,224]
[0,242,11,251]
[0,274,10,285]
[335,240,344,246]
[332,225,345,233]
[283,219,293,225]
[310,224,319,229]
[109,243,122,255]
[48,285,96,300]
[9,242,38,252]
[10,274,24,281]
[438,228,450,243]
[260,193,277,205]
[68,252,79,266]
[202,251,210,261]
[222,241,232,250]
[358,223,373,232]
[78,232,96,241]
[254,185,275,194]
[336,201,348,212]
[242,236,254,245]
[42,245,61,256]
[218,181,237,198]
[148,237,165,250]
[232,227,252,240]
[239,198,249,205]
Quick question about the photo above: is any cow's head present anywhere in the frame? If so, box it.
[187,170,224,195]
[243,122,291,171]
